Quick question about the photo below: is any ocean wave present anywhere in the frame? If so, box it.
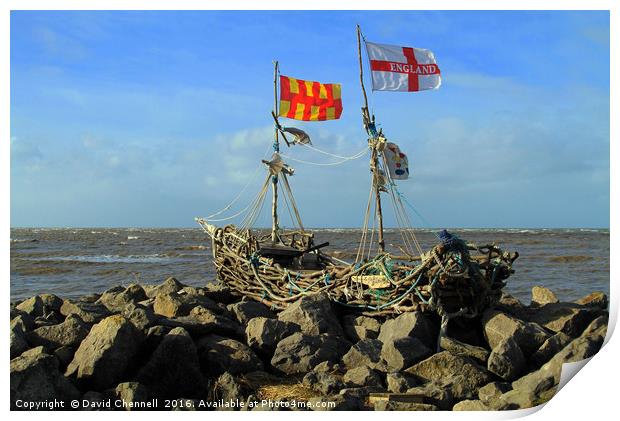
[23,254,173,264]
[127,236,139,240]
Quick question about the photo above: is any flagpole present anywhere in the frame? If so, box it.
[271,60,280,243]
[357,25,385,253]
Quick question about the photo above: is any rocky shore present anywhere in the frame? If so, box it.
[10,278,609,411]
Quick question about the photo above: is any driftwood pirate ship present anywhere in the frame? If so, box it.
[196,27,518,321]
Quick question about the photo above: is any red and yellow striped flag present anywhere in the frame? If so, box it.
[278,75,343,121]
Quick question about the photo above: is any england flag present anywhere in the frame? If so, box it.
[365,41,441,92]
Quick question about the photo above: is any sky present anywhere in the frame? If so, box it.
[10,10,610,228]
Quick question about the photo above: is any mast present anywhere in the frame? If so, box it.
[271,61,280,243]
[357,25,385,252]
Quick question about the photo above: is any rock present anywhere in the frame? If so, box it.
[439,336,490,365]
[213,372,252,409]
[580,315,608,341]
[303,371,344,395]
[530,332,572,367]
[342,339,384,370]
[10,351,80,409]
[162,306,244,337]
[203,281,237,304]
[278,292,343,336]
[482,310,550,356]
[38,293,65,312]
[153,292,189,318]
[97,284,148,312]
[494,293,528,319]
[404,351,492,395]
[10,327,29,359]
[498,387,555,409]
[341,315,381,342]
[11,314,34,333]
[381,337,432,371]
[136,327,205,398]
[452,400,490,411]
[60,300,110,324]
[339,385,385,400]
[145,277,186,298]
[26,314,90,349]
[21,346,48,359]
[405,382,454,410]
[478,381,511,403]
[53,346,75,369]
[530,286,559,307]
[197,335,264,377]
[487,337,526,381]
[228,301,275,324]
[375,401,438,411]
[122,303,159,331]
[344,366,383,388]
[313,360,342,373]
[66,315,144,390]
[385,372,418,393]
[575,291,608,310]
[526,302,601,337]
[16,296,46,317]
[378,311,436,349]
[115,382,149,410]
[245,317,300,354]
[271,333,351,375]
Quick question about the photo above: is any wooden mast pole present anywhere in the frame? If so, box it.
[271,60,280,243]
[357,25,385,252]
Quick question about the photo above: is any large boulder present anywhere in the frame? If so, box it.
[343,366,383,388]
[404,351,492,394]
[26,314,90,349]
[10,327,29,359]
[575,291,608,310]
[162,306,244,338]
[212,372,252,407]
[60,300,110,324]
[65,315,143,390]
[228,301,275,324]
[487,337,526,381]
[439,336,489,365]
[197,335,264,377]
[341,315,381,342]
[136,327,206,398]
[482,310,550,356]
[16,295,62,318]
[530,332,572,367]
[381,337,432,372]
[97,284,148,313]
[526,302,601,337]
[405,382,454,410]
[342,339,384,370]
[245,317,300,354]
[378,311,436,349]
[530,286,559,307]
[10,351,80,409]
[303,371,345,395]
[153,292,222,319]
[277,293,343,336]
[144,277,186,298]
[385,372,418,393]
[271,333,351,375]
[122,303,159,331]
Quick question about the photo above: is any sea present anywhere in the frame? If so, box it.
[10,228,609,304]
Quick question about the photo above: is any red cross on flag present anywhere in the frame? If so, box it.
[366,41,441,92]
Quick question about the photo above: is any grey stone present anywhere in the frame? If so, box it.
[381,336,432,371]
[271,333,351,375]
[11,314,34,333]
[245,317,300,354]
[10,327,29,359]
[97,284,147,312]
[487,337,526,381]
[145,277,186,298]
[197,334,264,377]
[278,292,343,336]
[115,382,149,410]
[405,382,454,410]
[122,303,159,331]
[404,351,492,395]
[378,311,436,349]
[228,301,275,324]
[341,315,381,342]
[26,314,90,349]
[526,302,601,337]
[482,310,550,356]
[575,291,608,310]
[60,300,110,324]
[66,315,144,390]
[530,286,559,307]
[386,372,418,393]
[343,366,383,388]
[452,400,491,411]
[303,371,344,395]
[478,381,511,403]
[162,306,244,337]
[212,372,251,410]
[10,351,80,409]
[530,332,572,367]
[440,336,490,365]
[137,327,205,398]
[342,338,383,370]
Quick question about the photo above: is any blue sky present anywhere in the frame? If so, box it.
[10,10,609,228]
